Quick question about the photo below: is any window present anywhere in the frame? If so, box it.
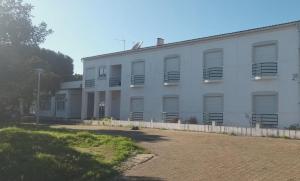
[130,97,144,121]
[164,56,180,84]
[85,67,95,88]
[203,49,223,81]
[98,66,106,79]
[56,94,66,111]
[131,61,145,86]
[252,93,278,128]
[252,42,278,78]
[40,96,51,111]
[203,95,224,125]
[162,96,179,122]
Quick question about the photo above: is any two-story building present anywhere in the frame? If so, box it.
[81,21,300,128]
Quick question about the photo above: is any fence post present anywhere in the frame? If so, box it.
[151,119,153,128]
[255,122,261,136]
[178,119,181,130]
[212,121,216,132]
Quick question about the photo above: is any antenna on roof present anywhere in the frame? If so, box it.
[131,41,143,50]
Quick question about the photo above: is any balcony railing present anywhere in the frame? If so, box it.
[162,112,179,123]
[203,112,223,125]
[109,77,121,87]
[252,62,277,77]
[85,79,95,88]
[203,67,223,81]
[252,114,278,128]
[164,71,180,83]
[131,74,145,86]
[130,112,144,121]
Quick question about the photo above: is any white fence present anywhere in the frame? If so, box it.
[83,120,300,140]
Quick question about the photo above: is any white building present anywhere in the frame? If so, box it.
[81,21,300,128]
[39,81,82,120]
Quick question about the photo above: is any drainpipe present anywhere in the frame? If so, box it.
[297,23,300,125]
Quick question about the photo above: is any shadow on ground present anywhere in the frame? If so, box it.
[92,129,169,143]
[115,176,165,181]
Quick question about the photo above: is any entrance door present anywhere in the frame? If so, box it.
[87,92,94,119]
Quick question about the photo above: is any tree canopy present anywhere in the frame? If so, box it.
[0,0,80,120]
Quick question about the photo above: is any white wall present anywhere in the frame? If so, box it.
[82,25,300,128]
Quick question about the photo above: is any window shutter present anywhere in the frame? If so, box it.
[85,67,95,79]
[204,51,223,68]
[165,57,180,72]
[204,96,223,113]
[132,61,145,75]
[253,95,277,114]
[131,98,144,112]
[254,44,277,63]
[163,97,179,113]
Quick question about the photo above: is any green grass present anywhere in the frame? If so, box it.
[0,124,142,181]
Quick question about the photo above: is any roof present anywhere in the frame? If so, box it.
[82,20,300,61]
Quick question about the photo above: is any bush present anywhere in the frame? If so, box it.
[166,118,179,123]
[185,117,198,124]
[288,124,300,130]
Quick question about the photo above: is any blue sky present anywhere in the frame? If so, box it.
[26,0,300,74]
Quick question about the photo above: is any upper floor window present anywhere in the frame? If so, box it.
[252,41,278,78]
[85,67,95,88]
[203,49,223,82]
[164,56,180,84]
[131,61,145,86]
[98,66,106,79]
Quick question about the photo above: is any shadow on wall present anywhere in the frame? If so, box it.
[115,176,165,181]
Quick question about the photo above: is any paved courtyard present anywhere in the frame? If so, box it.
[54,125,300,181]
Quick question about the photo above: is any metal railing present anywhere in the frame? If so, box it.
[164,71,180,83]
[85,79,95,88]
[130,112,144,121]
[203,67,223,80]
[162,112,179,122]
[203,112,223,125]
[109,77,121,87]
[252,114,278,128]
[131,74,145,86]
[252,62,277,77]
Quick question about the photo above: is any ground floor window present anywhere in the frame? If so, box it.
[56,94,66,111]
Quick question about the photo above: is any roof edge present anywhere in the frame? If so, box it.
[82,20,300,61]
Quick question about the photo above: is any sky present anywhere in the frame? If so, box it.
[25,0,300,74]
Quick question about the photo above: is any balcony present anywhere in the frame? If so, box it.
[109,77,121,87]
[252,62,277,79]
[162,112,179,123]
[164,71,180,85]
[85,79,95,88]
[203,67,223,82]
[131,74,145,87]
[130,112,144,121]
[252,114,278,128]
[203,112,223,125]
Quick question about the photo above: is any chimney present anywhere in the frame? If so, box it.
[156,38,164,46]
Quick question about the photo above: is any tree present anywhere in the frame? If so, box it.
[0,0,53,47]
[0,0,76,120]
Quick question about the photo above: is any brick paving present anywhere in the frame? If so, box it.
[54,125,300,181]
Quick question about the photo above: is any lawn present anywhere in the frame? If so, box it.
[0,123,142,181]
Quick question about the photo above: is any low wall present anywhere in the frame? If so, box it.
[83,120,300,140]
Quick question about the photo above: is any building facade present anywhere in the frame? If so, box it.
[81,21,300,128]
[39,81,82,120]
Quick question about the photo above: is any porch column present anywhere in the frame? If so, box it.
[105,91,111,117]
[93,91,100,118]
[81,91,88,120]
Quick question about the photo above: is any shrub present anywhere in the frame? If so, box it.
[185,117,198,124]
[288,124,300,130]
[166,118,179,123]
